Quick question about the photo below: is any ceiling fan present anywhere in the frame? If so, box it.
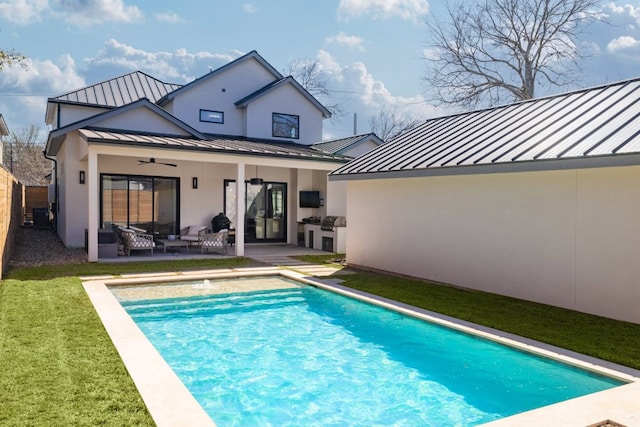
[138,157,177,167]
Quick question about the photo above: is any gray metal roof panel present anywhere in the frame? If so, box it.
[51,71,181,108]
[331,77,640,179]
[78,129,351,163]
[311,133,383,154]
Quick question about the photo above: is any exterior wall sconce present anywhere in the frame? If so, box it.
[79,170,85,184]
[192,177,198,189]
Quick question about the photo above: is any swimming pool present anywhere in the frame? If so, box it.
[111,275,626,426]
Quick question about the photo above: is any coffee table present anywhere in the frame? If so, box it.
[158,238,190,254]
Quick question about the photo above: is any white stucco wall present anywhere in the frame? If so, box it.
[57,134,89,248]
[57,104,109,129]
[244,84,324,145]
[164,58,277,136]
[345,166,640,324]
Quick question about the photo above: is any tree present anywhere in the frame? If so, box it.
[0,47,27,71]
[284,58,344,118]
[368,109,421,141]
[424,0,601,108]
[3,126,51,186]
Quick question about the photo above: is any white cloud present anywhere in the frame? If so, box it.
[607,35,640,52]
[243,3,257,13]
[337,0,429,21]
[316,49,344,82]
[156,10,182,23]
[0,0,48,24]
[53,0,142,26]
[318,51,437,131]
[606,3,640,24]
[325,32,365,51]
[84,39,242,82]
[0,55,85,130]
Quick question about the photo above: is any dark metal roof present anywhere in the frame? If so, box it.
[312,133,383,155]
[78,128,351,163]
[330,78,640,180]
[50,71,182,108]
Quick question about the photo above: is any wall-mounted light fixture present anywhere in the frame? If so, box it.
[192,177,198,189]
[79,170,85,184]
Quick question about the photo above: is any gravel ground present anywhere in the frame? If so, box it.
[9,226,87,268]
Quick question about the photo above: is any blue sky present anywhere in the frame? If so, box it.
[0,0,639,141]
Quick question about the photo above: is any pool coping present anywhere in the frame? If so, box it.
[83,268,640,427]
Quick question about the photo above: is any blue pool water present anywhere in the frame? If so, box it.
[116,277,623,426]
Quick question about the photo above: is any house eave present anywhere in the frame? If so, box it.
[328,153,640,181]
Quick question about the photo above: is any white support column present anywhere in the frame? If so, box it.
[87,149,99,262]
[235,163,245,256]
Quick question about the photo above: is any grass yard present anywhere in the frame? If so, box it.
[1,255,639,425]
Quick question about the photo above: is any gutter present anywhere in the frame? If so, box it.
[43,150,58,231]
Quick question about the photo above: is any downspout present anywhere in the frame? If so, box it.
[43,150,58,231]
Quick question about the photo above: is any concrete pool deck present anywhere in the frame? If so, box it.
[83,267,640,427]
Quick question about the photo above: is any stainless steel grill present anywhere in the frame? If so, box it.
[321,216,346,231]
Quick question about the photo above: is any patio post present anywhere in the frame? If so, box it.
[87,149,99,262]
[235,162,245,256]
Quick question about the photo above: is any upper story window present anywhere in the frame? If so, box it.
[200,109,224,124]
[272,113,299,139]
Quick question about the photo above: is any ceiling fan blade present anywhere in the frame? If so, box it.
[137,158,176,167]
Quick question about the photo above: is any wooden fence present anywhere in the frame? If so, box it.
[24,186,48,225]
[0,167,24,279]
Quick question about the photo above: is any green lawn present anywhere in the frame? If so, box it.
[1,256,639,425]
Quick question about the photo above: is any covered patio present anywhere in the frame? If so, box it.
[66,130,350,262]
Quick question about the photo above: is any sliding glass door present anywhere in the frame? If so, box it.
[101,174,179,237]
[224,180,287,242]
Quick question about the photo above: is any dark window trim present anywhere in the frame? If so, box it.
[199,109,224,124]
[272,112,299,139]
[100,173,181,235]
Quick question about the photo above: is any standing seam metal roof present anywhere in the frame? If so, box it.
[51,71,182,107]
[330,78,640,178]
[311,133,383,155]
[78,128,351,163]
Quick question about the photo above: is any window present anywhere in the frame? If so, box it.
[272,113,299,139]
[199,109,224,123]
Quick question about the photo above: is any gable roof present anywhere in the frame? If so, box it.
[77,128,351,163]
[330,77,640,180]
[158,50,283,105]
[235,76,332,119]
[312,133,383,155]
[49,71,182,108]
[45,98,207,156]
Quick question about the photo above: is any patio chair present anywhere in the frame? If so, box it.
[200,229,229,254]
[180,225,208,247]
[118,227,155,256]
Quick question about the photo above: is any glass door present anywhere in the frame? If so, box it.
[101,174,179,237]
[224,180,287,242]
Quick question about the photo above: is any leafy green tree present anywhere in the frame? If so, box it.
[0,47,27,71]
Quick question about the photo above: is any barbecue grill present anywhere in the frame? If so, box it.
[321,216,346,231]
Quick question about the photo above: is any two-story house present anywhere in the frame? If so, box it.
[44,50,353,261]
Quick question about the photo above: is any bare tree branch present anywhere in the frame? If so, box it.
[284,58,344,119]
[368,109,421,141]
[424,0,602,109]
[3,126,51,186]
